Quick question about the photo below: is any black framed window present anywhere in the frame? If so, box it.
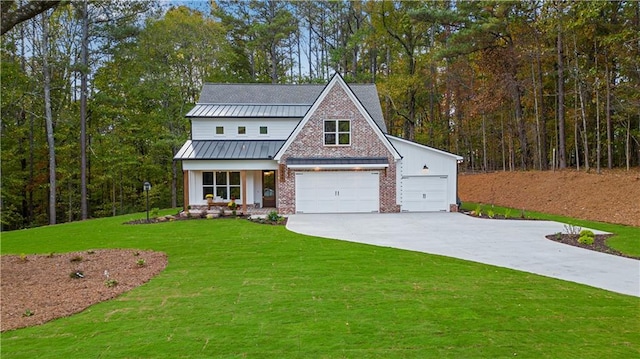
[202,171,241,200]
[324,120,350,145]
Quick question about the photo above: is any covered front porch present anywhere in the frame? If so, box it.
[181,167,278,213]
[174,139,285,213]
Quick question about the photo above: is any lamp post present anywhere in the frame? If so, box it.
[143,181,151,222]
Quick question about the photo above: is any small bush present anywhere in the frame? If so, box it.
[267,210,282,222]
[105,279,118,287]
[22,309,34,317]
[563,224,581,235]
[151,208,160,218]
[578,235,595,246]
[579,229,595,238]
[136,259,146,267]
[70,256,83,263]
[487,209,495,219]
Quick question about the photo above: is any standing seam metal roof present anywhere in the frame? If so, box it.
[186,104,310,118]
[173,140,285,160]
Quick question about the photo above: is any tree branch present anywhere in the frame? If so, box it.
[1,0,61,35]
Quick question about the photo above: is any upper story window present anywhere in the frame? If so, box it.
[260,126,268,135]
[216,126,224,135]
[324,120,350,146]
[238,126,246,135]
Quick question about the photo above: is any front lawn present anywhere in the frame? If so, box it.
[1,211,638,358]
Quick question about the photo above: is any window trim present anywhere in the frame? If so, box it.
[323,119,351,146]
[202,171,241,200]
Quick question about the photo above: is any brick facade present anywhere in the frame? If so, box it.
[276,82,400,214]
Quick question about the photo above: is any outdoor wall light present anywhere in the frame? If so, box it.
[422,165,429,174]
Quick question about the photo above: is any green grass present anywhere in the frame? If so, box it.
[462,202,640,257]
[1,210,639,358]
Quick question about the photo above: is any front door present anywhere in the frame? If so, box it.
[262,170,276,207]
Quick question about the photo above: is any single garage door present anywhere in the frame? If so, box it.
[295,171,379,213]
[401,176,448,212]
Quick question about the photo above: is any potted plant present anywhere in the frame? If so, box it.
[227,197,237,216]
[206,193,214,209]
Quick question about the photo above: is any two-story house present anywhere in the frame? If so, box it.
[174,74,463,214]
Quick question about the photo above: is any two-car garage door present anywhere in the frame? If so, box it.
[295,171,379,213]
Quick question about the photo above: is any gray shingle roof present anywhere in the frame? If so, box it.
[174,140,285,160]
[196,83,387,132]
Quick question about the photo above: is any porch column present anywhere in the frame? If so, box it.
[240,170,247,213]
[183,170,189,212]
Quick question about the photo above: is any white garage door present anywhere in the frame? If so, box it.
[295,171,379,213]
[401,176,448,212]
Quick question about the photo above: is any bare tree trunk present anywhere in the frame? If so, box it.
[80,0,89,220]
[605,56,613,169]
[42,11,57,225]
[482,114,488,171]
[556,15,567,169]
[595,79,601,174]
[575,36,589,171]
[531,61,542,170]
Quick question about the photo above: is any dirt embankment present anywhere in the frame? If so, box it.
[458,169,640,227]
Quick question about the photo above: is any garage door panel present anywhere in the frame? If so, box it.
[401,176,447,212]
[295,171,379,213]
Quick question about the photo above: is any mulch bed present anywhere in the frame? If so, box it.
[546,233,638,259]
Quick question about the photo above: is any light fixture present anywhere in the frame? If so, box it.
[143,181,151,222]
[422,165,429,174]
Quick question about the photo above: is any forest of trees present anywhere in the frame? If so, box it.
[1,0,639,230]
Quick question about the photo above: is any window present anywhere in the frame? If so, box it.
[216,126,224,135]
[259,126,268,135]
[324,120,350,145]
[237,126,246,135]
[202,171,241,200]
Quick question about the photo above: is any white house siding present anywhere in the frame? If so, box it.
[387,136,461,212]
[188,170,263,206]
[191,118,299,140]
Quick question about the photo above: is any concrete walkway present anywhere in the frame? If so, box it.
[286,212,640,297]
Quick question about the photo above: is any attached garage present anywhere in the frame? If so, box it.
[295,171,379,213]
[401,175,448,212]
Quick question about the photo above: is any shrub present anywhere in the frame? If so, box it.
[267,210,282,222]
[136,259,146,267]
[70,256,83,263]
[151,208,160,218]
[487,209,495,219]
[578,235,595,246]
[22,309,34,317]
[579,229,595,238]
[105,279,118,287]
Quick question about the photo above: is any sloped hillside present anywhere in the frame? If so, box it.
[458,169,640,227]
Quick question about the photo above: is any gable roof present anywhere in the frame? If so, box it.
[195,82,387,132]
[274,74,401,161]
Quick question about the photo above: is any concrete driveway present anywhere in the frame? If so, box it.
[286,212,639,297]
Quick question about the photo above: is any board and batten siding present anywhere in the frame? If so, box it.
[387,136,461,210]
[191,118,300,140]
[187,169,262,206]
